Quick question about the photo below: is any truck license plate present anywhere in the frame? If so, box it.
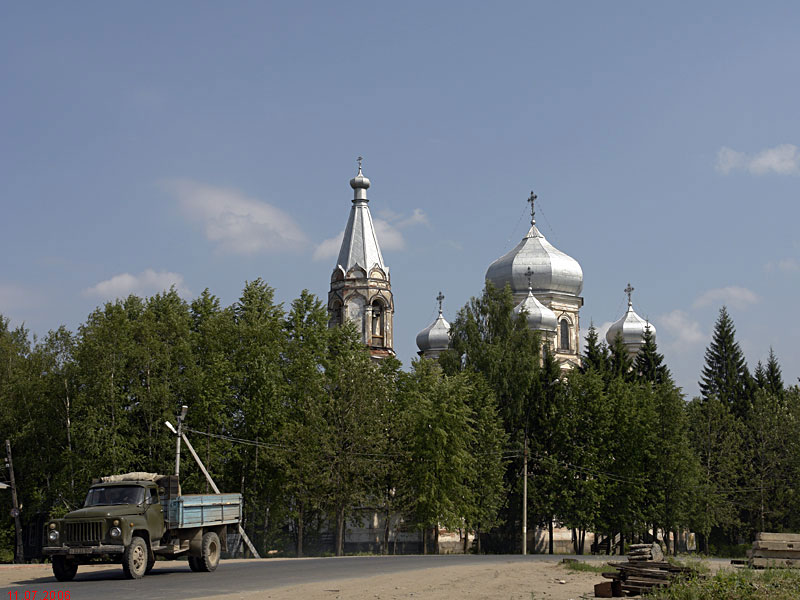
[69,548,93,554]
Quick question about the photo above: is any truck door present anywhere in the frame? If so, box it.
[145,486,165,543]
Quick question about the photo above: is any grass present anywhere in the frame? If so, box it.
[561,559,609,574]
[646,568,800,600]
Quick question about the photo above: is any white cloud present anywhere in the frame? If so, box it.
[659,310,706,346]
[313,231,344,262]
[84,269,190,300]
[765,258,800,273]
[716,144,800,175]
[164,179,308,255]
[397,208,430,228]
[692,286,759,310]
[374,219,406,251]
[313,208,428,261]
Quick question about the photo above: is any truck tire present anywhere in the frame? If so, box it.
[122,536,148,579]
[52,556,78,582]
[188,556,202,571]
[145,555,156,574]
[199,531,220,572]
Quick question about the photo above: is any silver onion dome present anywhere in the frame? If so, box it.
[606,283,656,355]
[485,193,583,299]
[349,156,371,201]
[416,292,451,357]
[513,269,557,333]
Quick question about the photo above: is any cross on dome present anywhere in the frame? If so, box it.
[436,291,445,314]
[625,282,634,307]
[526,267,534,290]
[528,191,537,225]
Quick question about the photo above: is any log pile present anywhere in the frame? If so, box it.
[595,543,697,598]
[749,532,800,568]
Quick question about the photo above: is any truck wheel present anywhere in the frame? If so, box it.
[188,556,202,572]
[122,536,148,579]
[145,555,156,574]
[52,556,78,582]
[199,531,220,572]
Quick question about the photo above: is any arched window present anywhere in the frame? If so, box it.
[329,300,343,327]
[372,301,384,343]
[559,319,570,351]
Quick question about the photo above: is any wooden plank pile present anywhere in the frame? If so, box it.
[749,532,800,568]
[595,543,697,597]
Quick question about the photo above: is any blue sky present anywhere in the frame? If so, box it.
[2,2,799,397]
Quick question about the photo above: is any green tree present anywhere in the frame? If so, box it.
[686,394,744,553]
[634,325,671,385]
[699,307,753,419]
[397,360,477,553]
[581,324,609,375]
[279,290,330,556]
[440,282,541,551]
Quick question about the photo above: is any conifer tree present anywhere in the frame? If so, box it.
[634,325,671,385]
[765,347,784,398]
[581,324,609,375]
[608,332,633,380]
[699,306,753,419]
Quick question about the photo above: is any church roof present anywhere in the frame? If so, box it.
[335,161,386,275]
[606,283,656,348]
[485,193,582,298]
[416,311,451,354]
[416,292,451,354]
[514,287,558,333]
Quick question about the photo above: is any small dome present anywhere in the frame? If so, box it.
[350,165,371,191]
[606,283,656,355]
[416,292,451,357]
[514,288,558,333]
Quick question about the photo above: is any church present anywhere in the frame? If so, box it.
[326,160,656,553]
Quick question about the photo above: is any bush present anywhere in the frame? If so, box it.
[647,568,800,600]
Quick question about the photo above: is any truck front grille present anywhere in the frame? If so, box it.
[64,520,104,544]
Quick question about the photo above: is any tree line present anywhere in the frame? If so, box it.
[1,281,798,560]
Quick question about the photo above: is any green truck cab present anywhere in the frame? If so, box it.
[42,474,242,581]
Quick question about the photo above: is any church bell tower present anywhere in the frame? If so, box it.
[328,158,395,359]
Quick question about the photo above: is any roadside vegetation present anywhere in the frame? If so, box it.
[646,568,800,600]
[2,280,800,560]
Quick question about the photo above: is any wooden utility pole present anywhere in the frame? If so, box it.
[5,439,24,563]
[522,435,528,555]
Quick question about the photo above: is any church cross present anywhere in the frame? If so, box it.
[357,156,363,171]
[625,282,634,306]
[526,267,533,290]
[436,291,445,314]
[528,191,537,225]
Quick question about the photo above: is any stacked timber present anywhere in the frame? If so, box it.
[596,543,697,598]
[749,532,800,568]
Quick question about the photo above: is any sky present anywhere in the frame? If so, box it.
[2,2,799,398]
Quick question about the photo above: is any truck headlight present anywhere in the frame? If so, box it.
[110,526,122,538]
[48,530,59,542]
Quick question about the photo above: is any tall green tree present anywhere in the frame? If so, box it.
[699,307,753,419]
[634,325,671,385]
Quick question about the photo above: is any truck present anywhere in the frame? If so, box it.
[42,472,242,581]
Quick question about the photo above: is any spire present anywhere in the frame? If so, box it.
[336,160,385,273]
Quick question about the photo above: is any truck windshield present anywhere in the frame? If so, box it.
[84,485,146,506]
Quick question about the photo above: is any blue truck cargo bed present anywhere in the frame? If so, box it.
[167,493,242,529]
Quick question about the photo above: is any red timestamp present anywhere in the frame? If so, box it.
[8,592,70,600]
